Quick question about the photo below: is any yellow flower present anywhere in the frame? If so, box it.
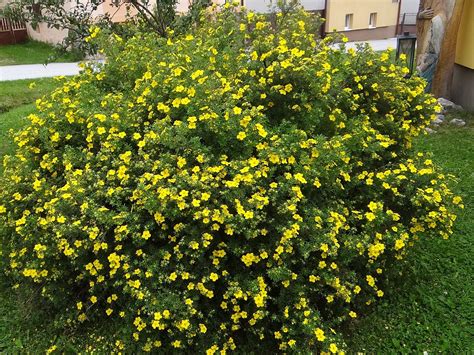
[51,132,60,142]
[366,275,375,287]
[237,131,246,140]
[255,21,265,30]
[314,328,325,341]
[177,157,186,168]
[141,230,151,240]
[177,319,190,330]
[395,239,405,250]
[365,212,376,221]
[233,107,242,115]
[241,253,258,267]
[368,201,378,212]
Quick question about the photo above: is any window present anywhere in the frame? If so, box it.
[344,14,353,30]
[369,12,377,28]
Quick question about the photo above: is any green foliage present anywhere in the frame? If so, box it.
[0,78,60,168]
[0,4,462,353]
[1,0,110,57]
[1,0,210,58]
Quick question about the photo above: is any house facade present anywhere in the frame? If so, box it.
[324,0,400,41]
[398,0,419,34]
[233,0,400,41]
[452,0,474,110]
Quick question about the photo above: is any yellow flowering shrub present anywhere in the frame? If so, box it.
[0,4,462,353]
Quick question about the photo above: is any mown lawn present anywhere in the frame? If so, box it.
[0,40,79,66]
[0,78,58,113]
[0,82,472,352]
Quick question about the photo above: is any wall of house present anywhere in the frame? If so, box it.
[455,0,474,70]
[101,2,137,22]
[452,0,474,110]
[176,0,192,12]
[243,0,325,12]
[176,0,226,12]
[326,0,399,40]
[400,0,419,15]
[397,0,419,34]
[26,23,68,44]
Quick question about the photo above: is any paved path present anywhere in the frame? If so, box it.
[345,37,398,52]
[0,39,396,81]
[0,62,82,81]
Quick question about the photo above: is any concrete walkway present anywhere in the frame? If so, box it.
[0,62,82,81]
[345,37,398,52]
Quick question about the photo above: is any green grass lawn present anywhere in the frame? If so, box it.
[0,104,32,163]
[0,78,58,114]
[0,89,473,351]
[0,40,80,66]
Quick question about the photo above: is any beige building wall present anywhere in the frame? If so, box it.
[452,0,474,110]
[176,0,192,12]
[326,0,399,41]
[26,24,68,45]
[455,0,474,70]
[101,2,137,22]
[176,0,224,12]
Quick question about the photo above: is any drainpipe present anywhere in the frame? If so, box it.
[396,0,402,36]
[323,0,328,37]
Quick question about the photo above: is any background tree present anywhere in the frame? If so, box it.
[0,0,210,57]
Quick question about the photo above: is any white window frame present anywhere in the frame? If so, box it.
[344,14,353,31]
[369,12,377,29]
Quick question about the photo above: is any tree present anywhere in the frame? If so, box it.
[0,0,210,57]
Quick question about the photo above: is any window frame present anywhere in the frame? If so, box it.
[369,12,377,29]
[344,13,353,31]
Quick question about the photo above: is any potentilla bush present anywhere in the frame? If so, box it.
[0,3,462,353]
